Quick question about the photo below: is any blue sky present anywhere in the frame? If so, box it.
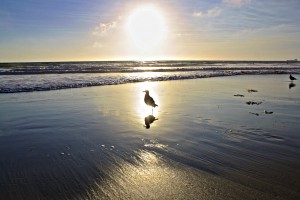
[0,0,300,61]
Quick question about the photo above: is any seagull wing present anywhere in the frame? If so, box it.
[145,96,158,107]
[149,97,158,107]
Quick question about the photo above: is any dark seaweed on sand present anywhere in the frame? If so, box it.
[246,101,262,105]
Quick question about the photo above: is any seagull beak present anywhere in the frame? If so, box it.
[143,90,146,93]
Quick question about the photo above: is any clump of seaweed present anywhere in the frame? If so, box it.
[233,94,244,97]
[246,101,262,105]
[247,89,258,93]
[249,112,259,116]
[264,110,273,114]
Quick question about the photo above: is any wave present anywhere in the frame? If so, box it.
[0,70,298,93]
[1,61,299,93]
[1,60,300,75]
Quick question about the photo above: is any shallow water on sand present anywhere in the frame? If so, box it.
[0,75,299,199]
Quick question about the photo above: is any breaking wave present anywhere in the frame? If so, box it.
[1,61,299,93]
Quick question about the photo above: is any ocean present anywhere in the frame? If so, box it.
[1,60,299,93]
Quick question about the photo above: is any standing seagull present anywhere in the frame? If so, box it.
[143,90,158,113]
[290,74,297,81]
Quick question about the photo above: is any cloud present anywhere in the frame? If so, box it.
[91,16,123,48]
[207,7,222,17]
[91,21,117,48]
[193,7,222,18]
[193,1,251,18]
[193,11,203,17]
[231,24,300,42]
[223,0,251,6]
[92,21,117,36]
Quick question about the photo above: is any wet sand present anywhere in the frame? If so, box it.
[0,75,299,199]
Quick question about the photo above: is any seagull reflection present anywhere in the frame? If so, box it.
[289,82,296,89]
[144,115,158,129]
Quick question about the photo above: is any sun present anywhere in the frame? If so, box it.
[126,6,167,51]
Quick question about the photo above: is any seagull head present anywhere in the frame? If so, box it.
[143,90,149,94]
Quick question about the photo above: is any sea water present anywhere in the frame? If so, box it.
[1,60,299,93]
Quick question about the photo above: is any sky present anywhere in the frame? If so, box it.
[0,0,300,62]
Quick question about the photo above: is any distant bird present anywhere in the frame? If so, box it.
[143,90,158,112]
[289,74,297,81]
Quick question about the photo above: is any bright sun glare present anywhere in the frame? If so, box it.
[126,6,167,51]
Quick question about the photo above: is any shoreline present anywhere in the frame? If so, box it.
[1,72,300,94]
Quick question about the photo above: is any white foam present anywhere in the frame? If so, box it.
[0,61,299,93]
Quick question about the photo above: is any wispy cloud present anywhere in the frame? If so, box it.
[193,7,222,18]
[207,7,222,17]
[193,11,203,17]
[91,21,117,49]
[223,0,251,6]
[92,21,117,36]
[234,24,300,37]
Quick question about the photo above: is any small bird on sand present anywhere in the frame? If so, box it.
[290,74,297,81]
[143,90,158,112]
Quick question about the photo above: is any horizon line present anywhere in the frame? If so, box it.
[0,59,298,64]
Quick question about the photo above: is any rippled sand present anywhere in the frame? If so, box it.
[0,75,299,199]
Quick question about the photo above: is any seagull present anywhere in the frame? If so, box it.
[143,90,158,113]
[289,74,297,81]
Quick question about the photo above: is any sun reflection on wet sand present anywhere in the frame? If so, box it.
[82,149,273,200]
[87,150,193,199]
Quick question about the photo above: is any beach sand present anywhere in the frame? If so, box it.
[0,75,299,199]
